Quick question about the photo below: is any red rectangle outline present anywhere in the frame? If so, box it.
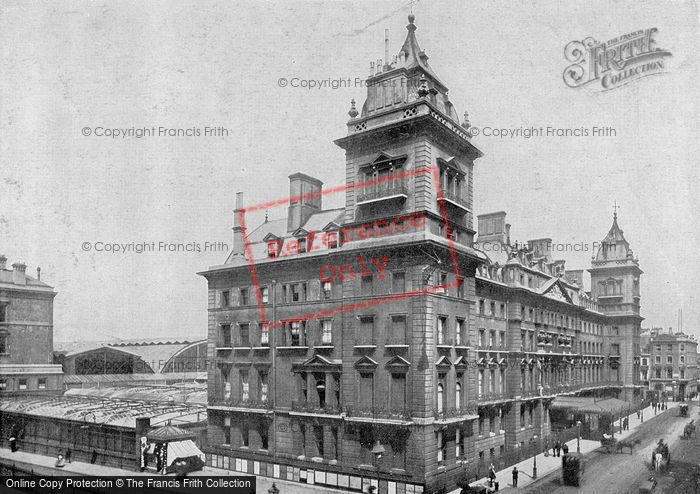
[238,165,463,330]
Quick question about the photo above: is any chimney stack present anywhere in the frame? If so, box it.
[287,173,323,232]
[12,262,26,285]
[0,255,6,270]
[384,29,390,69]
[232,192,245,256]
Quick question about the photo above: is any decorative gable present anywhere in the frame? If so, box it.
[435,355,452,371]
[386,355,411,372]
[354,355,379,372]
[543,280,572,303]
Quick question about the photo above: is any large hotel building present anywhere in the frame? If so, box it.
[200,15,644,493]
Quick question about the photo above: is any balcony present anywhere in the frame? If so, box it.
[437,190,470,213]
[291,401,341,416]
[344,405,412,424]
[209,398,273,414]
[434,407,478,423]
[356,181,409,206]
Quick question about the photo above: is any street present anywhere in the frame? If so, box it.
[520,404,696,494]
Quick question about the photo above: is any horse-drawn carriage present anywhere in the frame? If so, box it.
[600,434,617,453]
[651,440,670,472]
[679,404,689,417]
[683,420,696,439]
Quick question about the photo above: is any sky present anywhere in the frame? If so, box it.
[0,0,698,343]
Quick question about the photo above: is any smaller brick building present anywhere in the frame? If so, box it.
[643,329,698,400]
[0,256,62,394]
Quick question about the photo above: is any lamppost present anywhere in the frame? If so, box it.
[531,435,538,479]
[369,440,385,494]
[576,420,581,453]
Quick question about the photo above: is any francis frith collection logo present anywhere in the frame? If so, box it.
[563,28,672,91]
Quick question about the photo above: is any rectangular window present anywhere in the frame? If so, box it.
[456,319,465,346]
[479,300,485,315]
[259,372,268,402]
[391,373,406,411]
[500,304,505,318]
[220,324,232,348]
[240,371,249,401]
[223,416,231,445]
[437,431,444,464]
[321,320,333,345]
[499,331,506,348]
[326,231,339,249]
[680,355,685,364]
[361,275,373,295]
[392,272,406,293]
[0,304,6,323]
[358,316,374,345]
[479,329,485,347]
[18,379,27,390]
[456,427,463,458]
[260,323,269,346]
[221,290,230,308]
[0,332,7,354]
[239,288,248,306]
[314,426,324,456]
[0,379,7,390]
[259,423,269,450]
[478,370,484,397]
[457,277,464,298]
[359,373,374,408]
[38,378,46,390]
[437,316,446,345]
[667,356,673,364]
[681,369,685,378]
[322,281,332,299]
[239,323,250,347]
[490,301,496,316]
[489,330,495,348]
[261,287,269,304]
[290,321,306,346]
[390,315,407,345]
[240,423,250,448]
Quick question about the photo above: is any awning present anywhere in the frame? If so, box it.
[166,440,205,467]
[550,397,631,414]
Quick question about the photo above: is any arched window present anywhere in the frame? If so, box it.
[455,382,462,409]
[437,383,444,413]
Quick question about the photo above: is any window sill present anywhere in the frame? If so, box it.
[277,346,309,350]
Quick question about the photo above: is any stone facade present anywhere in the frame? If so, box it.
[0,256,62,394]
[200,15,645,494]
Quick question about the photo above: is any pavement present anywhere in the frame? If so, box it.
[462,402,676,493]
[0,447,345,494]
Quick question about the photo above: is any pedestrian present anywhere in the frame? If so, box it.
[623,417,629,431]
[65,448,72,463]
[562,442,569,455]
[512,466,519,487]
[488,464,496,487]
[9,435,17,452]
[555,440,561,457]
[90,450,97,464]
[543,439,550,457]
[637,410,641,420]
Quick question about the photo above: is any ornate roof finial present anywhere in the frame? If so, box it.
[348,99,359,119]
[613,200,619,220]
[407,12,416,33]
[264,210,269,223]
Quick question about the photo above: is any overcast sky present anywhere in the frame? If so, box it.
[0,0,698,343]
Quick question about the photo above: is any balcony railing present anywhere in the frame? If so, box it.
[291,401,341,415]
[344,405,411,422]
[212,398,272,410]
[437,190,470,211]
[356,180,409,205]
[434,406,478,420]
